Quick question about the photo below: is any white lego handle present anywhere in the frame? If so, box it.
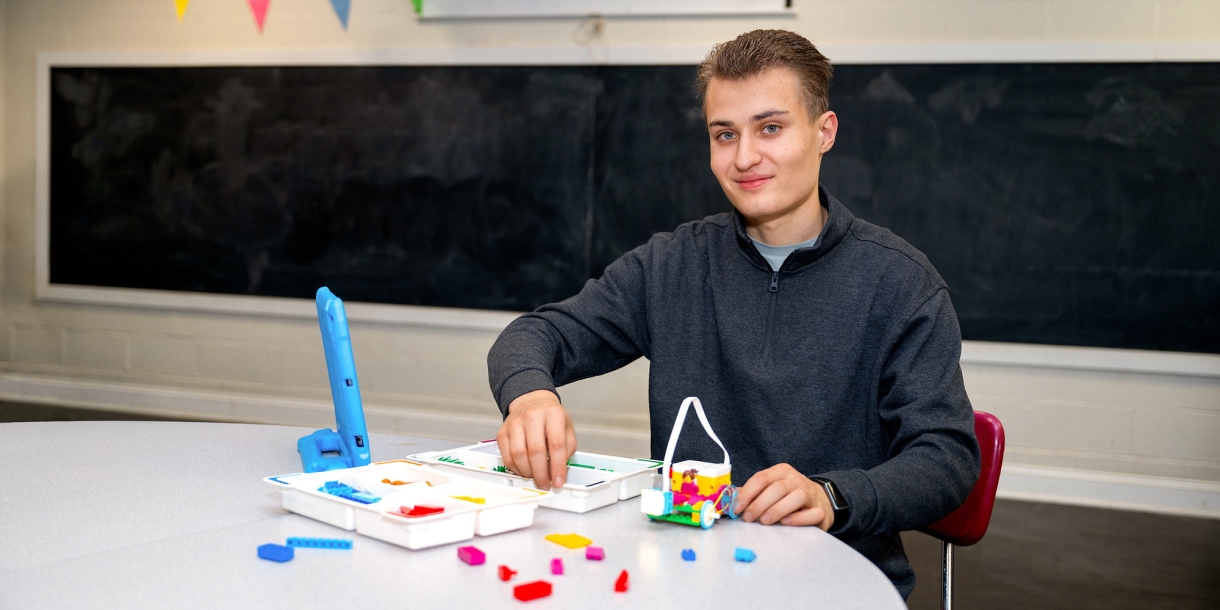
[661,397,730,480]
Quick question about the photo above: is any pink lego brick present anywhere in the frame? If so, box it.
[457,545,486,565]
[585,546,605,561]
[551,558,564,575]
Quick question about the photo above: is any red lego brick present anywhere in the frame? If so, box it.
[614,569,629,593]
[513,580,552,601]
[400,505,444,518]
[498,565,517,581]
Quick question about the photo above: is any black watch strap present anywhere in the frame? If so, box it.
[809,476,850,531]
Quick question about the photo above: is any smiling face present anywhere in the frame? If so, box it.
[705,67,837,244]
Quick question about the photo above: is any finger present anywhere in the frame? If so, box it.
[741,479,793,523]
[565,422,577,461]
[733,468,784,515]
[546,410,569,488]
[495,428,513,474]
[780,506,828,529]
[507,419,531,479]
[525,412,552,490]
[760,488,810,525]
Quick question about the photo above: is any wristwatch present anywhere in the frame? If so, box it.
[808,476,850,531]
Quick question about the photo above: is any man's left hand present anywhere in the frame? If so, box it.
[732,463,834,531]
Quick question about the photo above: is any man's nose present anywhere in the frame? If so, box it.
[734,133,762,172]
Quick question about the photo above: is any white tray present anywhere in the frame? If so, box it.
[264,459,547,550]
[409,442,662,514]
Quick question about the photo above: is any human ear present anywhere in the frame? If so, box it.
[816,111,838,154]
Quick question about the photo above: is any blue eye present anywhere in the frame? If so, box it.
[718,132,737,141]
[763,124,780,134]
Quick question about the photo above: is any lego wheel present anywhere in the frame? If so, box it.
[715,485,740,519]
[699,502,715,529]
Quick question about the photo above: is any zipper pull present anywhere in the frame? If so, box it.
[769,272,779,293]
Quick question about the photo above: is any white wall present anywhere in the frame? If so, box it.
[2,0,1219,516]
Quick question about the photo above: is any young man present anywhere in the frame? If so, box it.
[487,30,979,598]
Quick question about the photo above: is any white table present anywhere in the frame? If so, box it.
[0,421,905,609]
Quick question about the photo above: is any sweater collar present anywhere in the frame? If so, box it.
[732,184,854,273]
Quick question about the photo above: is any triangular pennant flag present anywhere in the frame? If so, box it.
[174,0,190,21]
[329,0,351,29]
[248,0,271,32]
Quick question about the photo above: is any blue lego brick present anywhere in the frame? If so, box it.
[318,482,380,504]
[258,543,294,562]
[734,547,756,563]
[348,491,380,504]
[287,537,353,550]
[681,549,696,561]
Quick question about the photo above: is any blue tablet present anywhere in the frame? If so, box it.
[297,287,372,472]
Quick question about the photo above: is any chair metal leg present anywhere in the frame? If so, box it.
[941,540,954,610]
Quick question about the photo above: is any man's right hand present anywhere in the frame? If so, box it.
[496,390,576,491]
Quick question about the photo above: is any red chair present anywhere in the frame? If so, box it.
[920,411,1005,610]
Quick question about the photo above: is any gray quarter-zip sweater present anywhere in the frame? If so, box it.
[487,186,980,598]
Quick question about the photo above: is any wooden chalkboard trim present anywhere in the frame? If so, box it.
[37,284,521,331]
[32,283,1220,378]
[961,342,1220,380]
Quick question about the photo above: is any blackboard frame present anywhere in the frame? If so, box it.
[33,44,1220,376]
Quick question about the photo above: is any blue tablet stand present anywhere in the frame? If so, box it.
[298,287,372,473]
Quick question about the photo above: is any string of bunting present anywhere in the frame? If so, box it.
[171,0,360,31]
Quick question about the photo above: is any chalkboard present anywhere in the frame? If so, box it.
[49,63,1220,354]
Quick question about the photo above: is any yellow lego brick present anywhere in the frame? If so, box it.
[672,469,731,497]
[545,533,593,549]
[697,474,731,497]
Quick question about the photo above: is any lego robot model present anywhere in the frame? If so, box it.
[640,397,739,529]
[297,287,372,473]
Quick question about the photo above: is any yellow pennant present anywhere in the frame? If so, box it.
[174,0,190,21]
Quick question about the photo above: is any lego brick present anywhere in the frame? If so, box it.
[671,467,731,499]
[451,495,486,504]
[614,569,629,593]
[457,545,486,565]
[287,537,352,550]
[513,580,553,602]
[498,565,517,581]
[585,546,605,561]
[545,533,592,549]
[399,505,445,518]
[319,482,381,504]
[550,558,564,575]
[671,460,731,480]
[734,547,756,562]
[681,548,696,561]
[257,543,294,562]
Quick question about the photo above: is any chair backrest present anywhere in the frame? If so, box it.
[921,411,1005,547]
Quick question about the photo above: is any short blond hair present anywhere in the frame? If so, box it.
[696,29,834,117]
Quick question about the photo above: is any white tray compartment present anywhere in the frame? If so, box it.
[410,443,662,513]
[357,495,477,550]
[280,487,358,530]
[264,460,545,550]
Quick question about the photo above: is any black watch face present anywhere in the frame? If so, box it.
[824,481,847,510]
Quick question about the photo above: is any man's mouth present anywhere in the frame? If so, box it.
[735,175,772,191]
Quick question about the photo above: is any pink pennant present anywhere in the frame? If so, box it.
[248,0,271,33]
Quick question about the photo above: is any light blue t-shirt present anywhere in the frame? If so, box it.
[749,234,820,272]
